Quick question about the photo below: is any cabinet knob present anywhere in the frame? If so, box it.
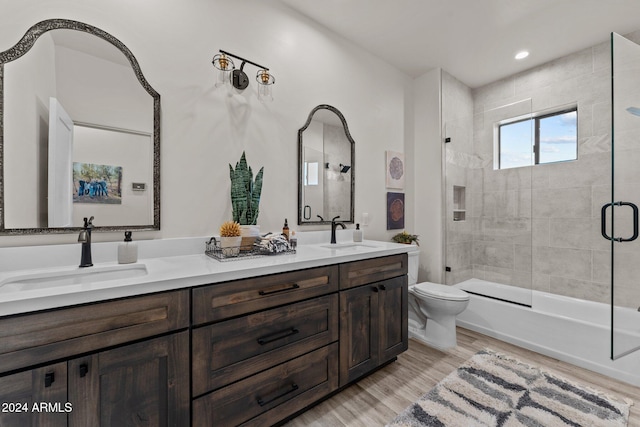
[44,372,55,388]
[79,363,89,378]
[379,284,386,291]
[371,286,379,292]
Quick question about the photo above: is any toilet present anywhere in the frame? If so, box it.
[407,252,470,350]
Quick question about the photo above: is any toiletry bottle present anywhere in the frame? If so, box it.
[353,223,363,242]
[118,231,138,264]
[289,230,297,249]
[283,219,290,241]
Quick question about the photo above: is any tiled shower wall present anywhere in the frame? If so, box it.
[444,32,640,309]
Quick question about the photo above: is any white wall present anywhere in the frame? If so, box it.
[72,125,153,226]
[55,44,153,132]
[4,32,56,228]
[412,68,442,282]
[0,0,412,247]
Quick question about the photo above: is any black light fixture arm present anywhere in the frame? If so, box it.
[219,50,269,72]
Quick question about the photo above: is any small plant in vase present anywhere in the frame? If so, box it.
[219,220,242,256]
[229,151,264,249]
[392,231,420,246]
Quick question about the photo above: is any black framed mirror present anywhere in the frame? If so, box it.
[298,104,354,225]
[0,19,160,234]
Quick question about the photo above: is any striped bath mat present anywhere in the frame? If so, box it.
[387,349,633,427]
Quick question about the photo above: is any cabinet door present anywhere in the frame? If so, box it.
[378,275,408,363]
[0,362,67,427]
[339,285,379,386]
[68,332,189,427]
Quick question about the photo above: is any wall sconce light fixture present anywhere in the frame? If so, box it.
[212,50,275,101]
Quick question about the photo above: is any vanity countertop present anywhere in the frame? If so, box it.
[0,240,418,317]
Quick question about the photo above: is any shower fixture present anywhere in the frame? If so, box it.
[626,106,640,116]
[325,163,351,173]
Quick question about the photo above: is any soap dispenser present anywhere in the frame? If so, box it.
[353,223,363,242]
[118,231,138,264]
[282,219,290,241]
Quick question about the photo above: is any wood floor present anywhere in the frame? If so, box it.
[284,327,640,427]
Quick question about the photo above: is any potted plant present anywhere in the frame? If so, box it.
[219,221,242,256]
[392,231,419,246]
[229,151,264,249]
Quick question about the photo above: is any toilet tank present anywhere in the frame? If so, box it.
[408,250,420,286]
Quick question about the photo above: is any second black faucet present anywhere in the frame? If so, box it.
[330,216,346,244]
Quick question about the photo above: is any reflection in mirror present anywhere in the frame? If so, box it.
[0,19,160,234]
[298,105,354,225]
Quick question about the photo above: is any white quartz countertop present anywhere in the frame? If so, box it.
[0,240,418,317]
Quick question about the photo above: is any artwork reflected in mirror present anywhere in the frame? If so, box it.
[298,105,354,225]
[0,19,160,234]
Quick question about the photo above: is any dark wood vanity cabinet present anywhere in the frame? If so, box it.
[68,332,190,427]
[191,265,340,427]
[0,290,190,427]
[0,362,68,427]
[339,255,408,386]
[0,252,409,427]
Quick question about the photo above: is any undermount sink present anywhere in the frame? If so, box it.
[320,243,377,250]
[0,263,148,292]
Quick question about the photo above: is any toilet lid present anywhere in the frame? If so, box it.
[413,282,470,301]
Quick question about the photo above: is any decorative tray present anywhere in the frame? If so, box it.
[205,235,296,262]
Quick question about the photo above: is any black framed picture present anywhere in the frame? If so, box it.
[387,192,404,230]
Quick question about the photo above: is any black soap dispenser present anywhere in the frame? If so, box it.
[118,231,138,264]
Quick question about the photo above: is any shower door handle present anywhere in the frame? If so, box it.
[601,201,639,242]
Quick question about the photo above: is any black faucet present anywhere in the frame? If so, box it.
[78,216,94,267]
[330,216,346,244]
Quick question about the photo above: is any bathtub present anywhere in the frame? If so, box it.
[454,278,640,387]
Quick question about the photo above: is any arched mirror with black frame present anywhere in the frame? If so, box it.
[0,19,160,235]
[298,104,354,225]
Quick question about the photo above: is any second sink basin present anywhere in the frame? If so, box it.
[0,263,148,292]
[320,243,377,250]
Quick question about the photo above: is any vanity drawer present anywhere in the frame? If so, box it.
[0,290,189,374]
[339,253,408,289]
[193,342,338,427]
[192,294,338,395]
[192,265,339,324]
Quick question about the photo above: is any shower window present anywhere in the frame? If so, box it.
[498,107,577,169]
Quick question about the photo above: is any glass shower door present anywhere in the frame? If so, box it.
[443,97,533,307]
[610,32,640,359]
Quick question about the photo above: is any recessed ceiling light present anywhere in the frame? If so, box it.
[515,51,529,60]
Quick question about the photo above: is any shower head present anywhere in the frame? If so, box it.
[339,164,351,173]
[626,106,640,116]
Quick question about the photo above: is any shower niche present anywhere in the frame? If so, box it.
[452,186,466,221]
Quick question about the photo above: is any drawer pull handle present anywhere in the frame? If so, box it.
[44,372,55,388]
[256,383,299,407]
[257,327,300,345]
[258,283,300,296]
[79,363,89,378]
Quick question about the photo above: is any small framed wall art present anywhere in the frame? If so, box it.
[386,192,405,230]
[385,150,405,189]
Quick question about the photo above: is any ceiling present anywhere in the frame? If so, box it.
[279,0,640,88]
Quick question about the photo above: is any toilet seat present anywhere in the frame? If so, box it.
[412,282,469,301]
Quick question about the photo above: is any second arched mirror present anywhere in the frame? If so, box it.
[298,105,354,225]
